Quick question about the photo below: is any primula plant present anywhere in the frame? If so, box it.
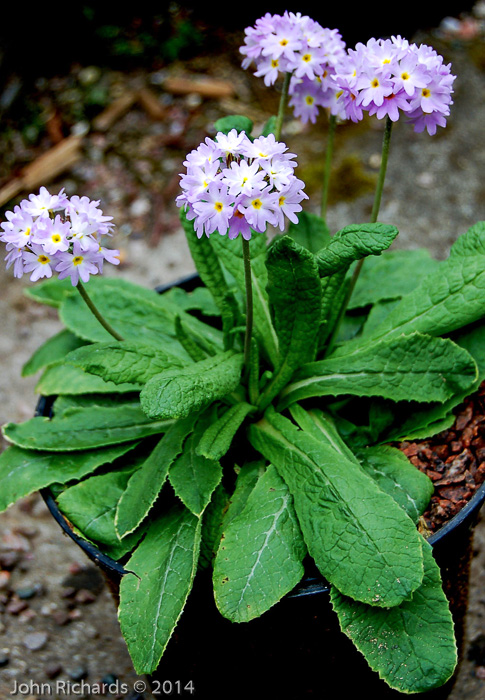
[0,9,484,695]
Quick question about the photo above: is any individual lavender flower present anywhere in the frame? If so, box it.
[177,129,307,240]
[240,12,347,125]
[0,187,120,285]
[332,37,456,134]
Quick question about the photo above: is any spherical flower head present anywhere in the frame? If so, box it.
[0,187,119,285]
[177,131,307,241]
[332,38,456,133]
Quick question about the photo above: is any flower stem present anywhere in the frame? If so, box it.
[321,112,336,220]
[76,280,124,341]
[324,116,393,355]
[274,72,292,141]
[242,237,253,374]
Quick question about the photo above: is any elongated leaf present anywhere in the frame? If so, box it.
[213,464,306,622]
[331,541,457,694]
[57,458,144,557]
[2,405,172,451]
[140,350,244,420]
[24,276,75,307]
[0,441,138,512]
[356,445,434,523]
[59,276,222,355]
[119,505,201,675]
[314,223,399,277]
[52,394,140,418]
[285,210,331,253]
[259,236,321,407]
[210,232,279,366]
[223,460,266,528]
[279,332,477,409]
[116,413,200,538]
[161,285,220,317]
[169,416,223,516]
[36,361,142,396]
[200,484,230,569]
[66,341,187,386]
[348,248,440,310]
[196,402,255,461]
[22,330,87,377]
[249,408,424,607]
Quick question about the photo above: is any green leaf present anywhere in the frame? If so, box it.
[140,350,244,420]
[24,276,76,307]
[22,330,87,377]
[285,211,331,253]
[119,505,201,675]
[36,361,141,395]
[356,445,434,523]
[213,115,254,136]
[160,285,220,317]
[213,464,306,622]
[57,457,145,558]
[279,332,477,409]
[331,540,457,694]
[199,484,230,569]
[223,460,266,528]
[115,413,199,538]
[66,341,188,386]
[261,115,277,137]
[169,416,223,516]
[210,232,279,366]
[314,223,399,277]
[448,220,485,258]
[0,441,139,513]
[2,404,173,451]
[59,276,222,356]
[259,236,322,409]
[348,248,440,310]
[249,408,424,607]
[196,402,255,461]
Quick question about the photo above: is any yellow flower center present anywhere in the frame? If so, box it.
[302,54,312,63]
[305,96,315,105]
[401,72,410,81]
[278,196,286,207]
[271,59,279,69]
[252,198,263,210]
[280,38,288,46]
[371,78,380,88]
[422,88,431,98]
[38,255,50,264]
[51,234,61,243]
[214,202,223,212]
[73,256,84,266]
[24,227,31,237]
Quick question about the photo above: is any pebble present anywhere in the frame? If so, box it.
[52,610,71,626]
[45,662,63,679]
[75,588,97,605]
[0,652,9,667]
[6,598,28,615]
[23,631,48,651]
[0,570,11,589]
[66,664,88,680]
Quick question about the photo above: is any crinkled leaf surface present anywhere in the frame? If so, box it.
[22,329,87,377]
[0,442,138,513]
[119,505,201,675]
[279,332,477,409]
[66,341,188,386]
[331,541,457,694]
[2,404,172,451]
[196,402,255,461]
[116,413,199,538]
[140,350,244,420]
[213,464,306,622]
[249,408,424,607]
[36,361,141,396]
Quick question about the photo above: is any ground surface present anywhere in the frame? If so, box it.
[1,5,485,699]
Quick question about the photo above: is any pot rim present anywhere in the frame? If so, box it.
[37,270,485,596]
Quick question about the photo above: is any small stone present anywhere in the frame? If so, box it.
[475,665,485,680]
[67,665,88,680]
[60,586,77,598]
[68,609,82,621]
[0,652,9,667]
[52,610,71,626]
[0,571,11,589]
[16,586,39,600]
[6,598,28,615]
[45,662,63,679]
[0,552,20,569]
[23,631,48,651]
[75,588,97,605]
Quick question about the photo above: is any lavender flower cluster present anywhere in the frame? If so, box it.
[241,12,456,134]
[240,11,347,125]
[176,129,307,240]
[333,37,456,134]
[1,187,119,285]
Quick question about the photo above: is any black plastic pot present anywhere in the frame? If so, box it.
[38,272,485,699]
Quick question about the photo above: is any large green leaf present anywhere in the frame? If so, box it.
[279,332,477,409]
[65,341,188,386]
[209,231,279,366]
[259,236,322,408]
[22,329,87,377]
[213,464,306,622]
[285,210,331,253]
[140,350,244,420]
[314,223,399,277]
[331,541,457,694]
[116,413,200,538]
[119,505,201,675]
[249,408,424,607]
[0,442,138,513]
[196,402,255,461]
[36,361,141,396]
[169,414,223,516]
[2,404,172,451]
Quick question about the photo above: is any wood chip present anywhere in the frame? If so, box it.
[136,87,166,120]
[92,90,138,131]
[162,76,235,99]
